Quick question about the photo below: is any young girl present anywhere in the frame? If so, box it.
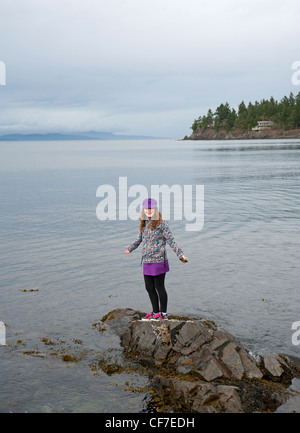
[125,197,188,320]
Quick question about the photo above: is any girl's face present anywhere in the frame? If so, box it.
[144,208,155,219]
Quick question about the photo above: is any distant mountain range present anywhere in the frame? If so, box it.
[0,131,163,141]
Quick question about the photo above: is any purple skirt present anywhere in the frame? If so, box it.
[143,260,169,276]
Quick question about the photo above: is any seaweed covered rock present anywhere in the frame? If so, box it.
[101,308,298,413]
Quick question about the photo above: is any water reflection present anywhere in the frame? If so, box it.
[192,139,300,152]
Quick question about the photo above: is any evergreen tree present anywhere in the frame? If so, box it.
[293,92,300,128]
[214,102,231,131]
[226,108,237,131]
[206,109,214,127]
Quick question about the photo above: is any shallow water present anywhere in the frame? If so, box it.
[0,138,299,412]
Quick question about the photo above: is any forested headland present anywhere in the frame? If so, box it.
[185,92,300,140]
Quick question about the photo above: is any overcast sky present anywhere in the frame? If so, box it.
[0,0,300,138]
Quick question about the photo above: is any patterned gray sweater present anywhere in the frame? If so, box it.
[127,219,184,263]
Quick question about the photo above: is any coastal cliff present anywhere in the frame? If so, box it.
[184,92,300,141]
[184,126,300,141]
[99,308,300,413]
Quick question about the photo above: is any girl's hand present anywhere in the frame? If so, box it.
[124,249,130,254]
[180,256,188,263]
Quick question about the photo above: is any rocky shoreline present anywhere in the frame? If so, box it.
[183,127,300,141]
[99,308,300,413]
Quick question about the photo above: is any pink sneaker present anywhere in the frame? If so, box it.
[142,312,154,320]
[153,312,168,320]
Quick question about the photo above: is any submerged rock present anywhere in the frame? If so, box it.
[101,308,299,413]
[152,375,243,413]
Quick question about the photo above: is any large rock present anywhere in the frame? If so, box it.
[101,308,298,413]
[119,315,271,382]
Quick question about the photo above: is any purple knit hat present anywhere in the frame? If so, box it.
[142,197,157,209]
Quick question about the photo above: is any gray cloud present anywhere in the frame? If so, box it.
[1,0,300,137]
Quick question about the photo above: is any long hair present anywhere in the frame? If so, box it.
[139,207,162,232]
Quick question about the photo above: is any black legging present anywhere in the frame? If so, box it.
[143,273,167,313]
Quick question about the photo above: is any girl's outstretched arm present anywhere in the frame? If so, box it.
[126,232,142,253]
[161,220,188,262]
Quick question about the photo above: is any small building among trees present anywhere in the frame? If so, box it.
[252,120,274,131]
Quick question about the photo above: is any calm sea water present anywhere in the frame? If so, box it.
[0,138,299,413]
